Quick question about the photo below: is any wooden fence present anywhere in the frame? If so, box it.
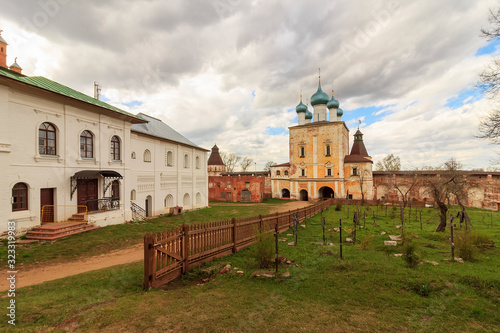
[144,199,334,289]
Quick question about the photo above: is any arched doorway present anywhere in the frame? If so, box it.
[299,189,308,201]
[145,195,152,217]
[281,188,290,198]
[318,186,334,199]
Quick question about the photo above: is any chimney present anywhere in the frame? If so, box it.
[9,57,22,74]
[94,81,101,100]
[0,30,7,68]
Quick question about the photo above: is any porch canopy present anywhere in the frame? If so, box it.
[72,170,122,179]
[70,170,123,199]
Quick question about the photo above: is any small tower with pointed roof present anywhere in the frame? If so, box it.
[208,144,226,176]
[9,57,22,74]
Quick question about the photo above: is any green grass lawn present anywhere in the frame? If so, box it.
[1,199,291,267]
[1,203,499,332]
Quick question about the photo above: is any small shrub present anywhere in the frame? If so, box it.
[414,283,430,297]
[455,230,492,262]
[402,239,420,268]
[360,233,374,250]
[249,228,274,268]
[335,203,343,211]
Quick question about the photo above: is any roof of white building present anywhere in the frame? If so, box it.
[0,67,145,123]
[132,113,208,151]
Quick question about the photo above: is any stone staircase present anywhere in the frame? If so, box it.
[26,213,100,241]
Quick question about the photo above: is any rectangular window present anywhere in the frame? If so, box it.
[352,167,358,176]
[301,168,306,177]
[300,146,305,157]
[221,192,226,199]
[327,168,332,176]
[325,145,331,156]
[245,182,250,189]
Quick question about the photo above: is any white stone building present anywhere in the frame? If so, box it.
[0,33,208,234]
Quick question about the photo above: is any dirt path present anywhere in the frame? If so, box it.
[1,201,312,291]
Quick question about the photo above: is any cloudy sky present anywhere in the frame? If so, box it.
[1,0,499,170]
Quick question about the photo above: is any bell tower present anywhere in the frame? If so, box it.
[0,30,7,68]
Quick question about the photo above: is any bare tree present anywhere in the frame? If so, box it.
[390,172,420,208]
[264,161,277,171]
[477,8,500,143]
[421,158,469,232]
[375,154,401,171]
[220,152,241,173]
[240,157,254,171]
[357,165,369,203]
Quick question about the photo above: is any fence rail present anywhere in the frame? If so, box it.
[331,198,430,208]
[144,199,334,289]
[40,205,88,224]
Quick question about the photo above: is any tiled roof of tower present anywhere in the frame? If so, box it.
[344,155,372,163]
[132,113,207,150]
[208,144,225,165]
[0,67,145,122]
[350,139,369,156]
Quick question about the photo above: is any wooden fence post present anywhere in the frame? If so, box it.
[232,217,237,253]
[447,214,456,260]
[259,214,263,232]
[183,224,190,273]
[143,233,155,290]
[274,223,279,274]
[339,219,343,260]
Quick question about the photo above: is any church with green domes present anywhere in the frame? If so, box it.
[270,75,373,201]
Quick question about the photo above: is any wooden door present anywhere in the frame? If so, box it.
[40,188,54,223]
[77,179,98,212]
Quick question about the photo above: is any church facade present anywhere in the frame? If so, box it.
[271,78,373,201]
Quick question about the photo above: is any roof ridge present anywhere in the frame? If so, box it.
[0,71,144,121]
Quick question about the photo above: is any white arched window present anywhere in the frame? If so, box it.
[12,183,28,211]
[184,154,189,168]
[165,194,174,209]
[111,136,121,161]
[144,149,151,162]
[183,193,190,206]
[167,151,173,167]
[80,130,94,158]
[39,122,57,155]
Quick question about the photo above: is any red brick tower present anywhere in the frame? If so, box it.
[0,30,7,68]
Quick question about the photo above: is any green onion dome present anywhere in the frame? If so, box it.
[327,94,339,109]
[311,83,329,106]
[295,100,307,113]
[337,108,344,117]
[305,110,312,119]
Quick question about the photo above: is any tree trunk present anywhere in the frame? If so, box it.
[435,201,448,232]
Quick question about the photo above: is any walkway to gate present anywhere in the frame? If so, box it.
[144,199,334,289]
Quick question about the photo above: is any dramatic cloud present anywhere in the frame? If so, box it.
[1,0,498,169]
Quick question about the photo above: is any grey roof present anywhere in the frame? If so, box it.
[0,35,7,44]
[131,113,207,150]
